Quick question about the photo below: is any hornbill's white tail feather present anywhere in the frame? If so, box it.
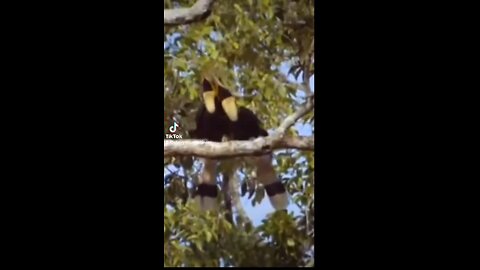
[253,155,289,210]
[194,158,218,211]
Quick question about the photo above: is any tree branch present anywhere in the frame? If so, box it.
[164,136,314,158]
[229,172,253,227]
[164,0,216,26]
[274,97,315,136]
[164,97,315,158]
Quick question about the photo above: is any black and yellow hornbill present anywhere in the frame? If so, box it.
[190,77,288,211]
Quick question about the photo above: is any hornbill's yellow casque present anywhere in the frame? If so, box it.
[190,77,289,211]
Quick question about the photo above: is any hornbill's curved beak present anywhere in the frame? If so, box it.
[202,78,217,114]
[202,77,238,122]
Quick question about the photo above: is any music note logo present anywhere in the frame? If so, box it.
[164,115,183,139]
[169,121,179,133]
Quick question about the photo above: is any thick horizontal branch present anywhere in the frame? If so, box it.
[164,136,314,158]
[164,0,215,26]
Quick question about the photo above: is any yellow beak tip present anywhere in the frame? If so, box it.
[203,92,216,113]
[222,97,238,122]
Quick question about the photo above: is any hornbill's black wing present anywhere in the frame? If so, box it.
[192,77,288,211]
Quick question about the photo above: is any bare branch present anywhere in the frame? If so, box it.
[164,136,314,158]
[302,66,313,97]
[164,0,215,26]
[274,97,315,136]
[229,172,253,226]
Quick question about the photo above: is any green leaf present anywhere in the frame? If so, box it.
[287,239,295,247]
[205,231,213,243]
[234,4,243,13]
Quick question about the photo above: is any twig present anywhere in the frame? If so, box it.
[302,66,313,97]
[274,97,314,136]
[229,171,253,226]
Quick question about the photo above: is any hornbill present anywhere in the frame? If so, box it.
[190,77,289,212]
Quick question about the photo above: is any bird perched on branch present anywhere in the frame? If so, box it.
[190,76,289,212]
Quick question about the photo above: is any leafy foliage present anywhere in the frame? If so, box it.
[164,0,314,267]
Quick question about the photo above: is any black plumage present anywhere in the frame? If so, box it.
[191,104,269,141]
[191,100,230,142]
[230,107,269,140]
[191,78,268,141]
[191,77,288,212]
